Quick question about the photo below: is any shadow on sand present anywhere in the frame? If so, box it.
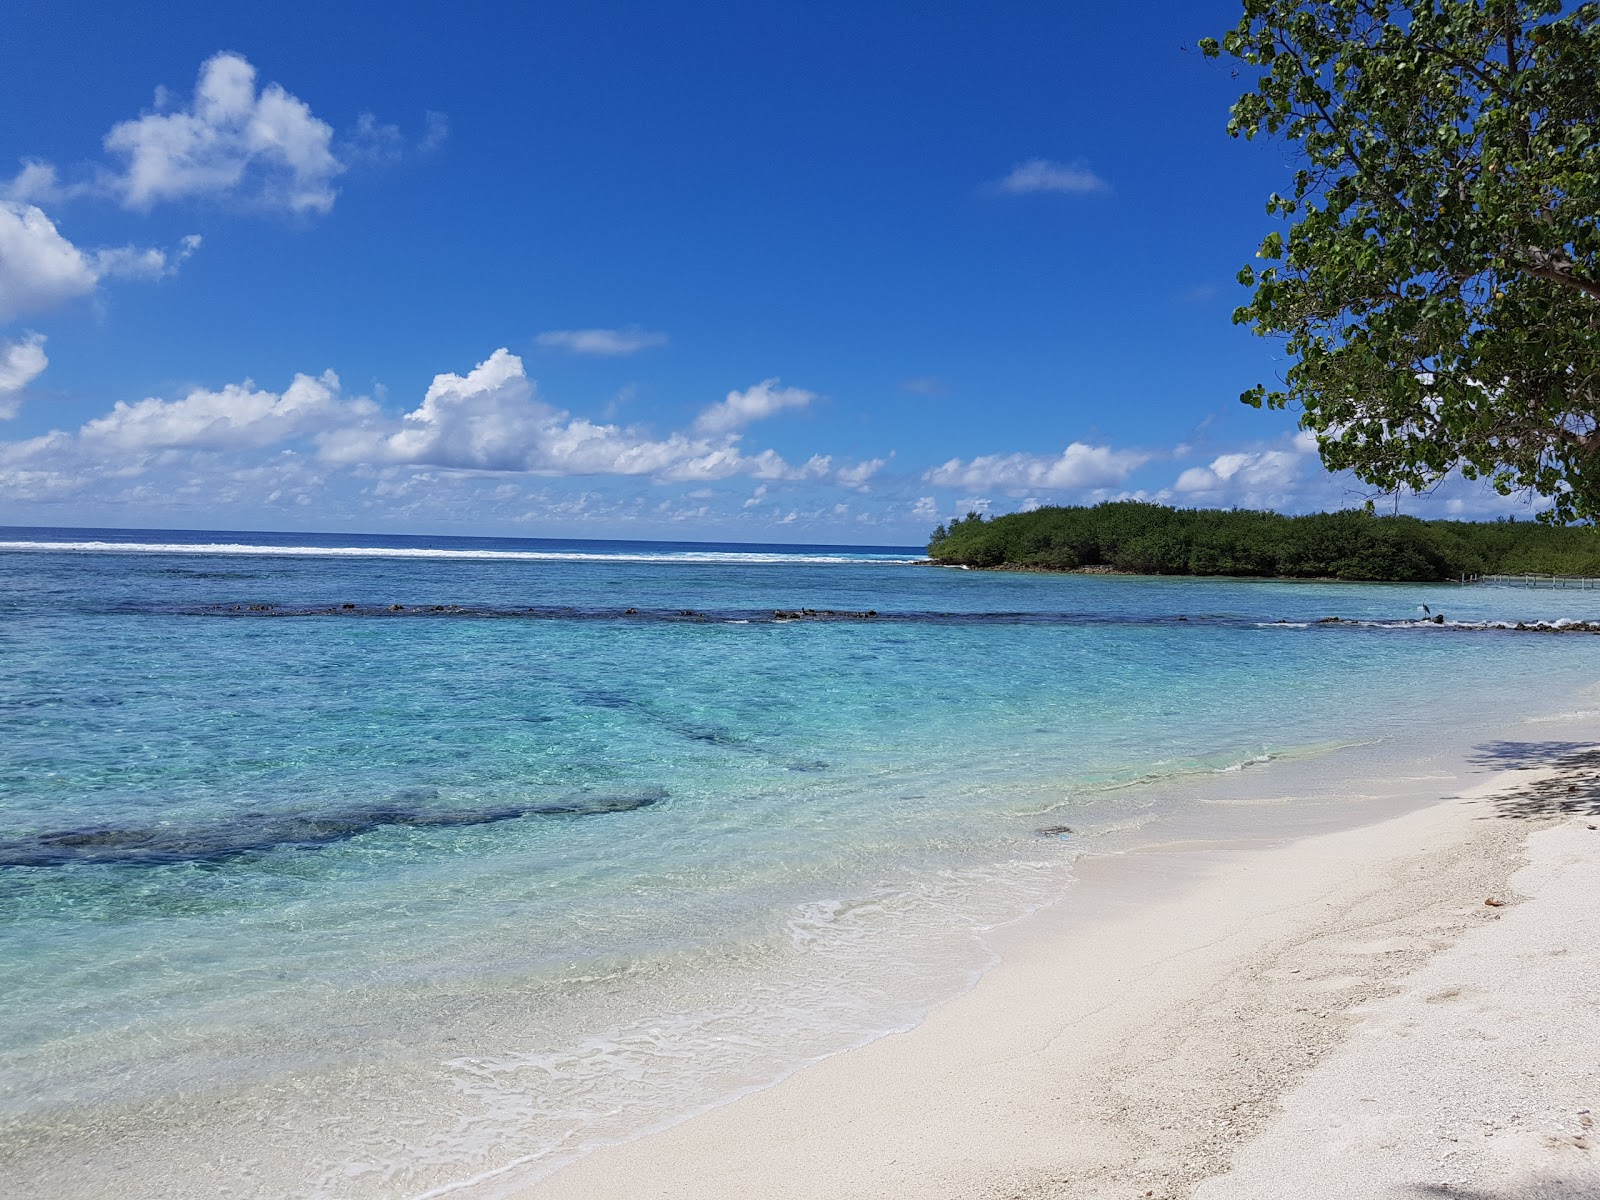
[1412,1181,1600,1199]
[1468,741,1600,820]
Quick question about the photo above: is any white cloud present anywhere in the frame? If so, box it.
[834,457,885,488]
[535,327,669,356]
[342,113,406,165]
[925,442,1148,490]
[990,158,1109,196]
[0,203,98,320]
[92,232,203,281]
[342,110,448,165]
[0,333,48,418]
[694,378,816,435]
[0,202,199,321]
[104,52,343,213]
[81,369,370,452]
[419,111,450,154]
[1173,432,1319,498]
[2,161,68,205]
[322,349,847,484]
[912,496,938,520]
[0,350,888,526]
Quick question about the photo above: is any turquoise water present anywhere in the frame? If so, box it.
[4,528,1600,1198]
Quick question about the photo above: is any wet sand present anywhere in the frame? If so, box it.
[520,746,1600,1199]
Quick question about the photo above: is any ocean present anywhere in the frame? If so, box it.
[3,526,1598,1198]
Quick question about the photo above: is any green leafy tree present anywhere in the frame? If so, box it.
[1202,1,1600,521]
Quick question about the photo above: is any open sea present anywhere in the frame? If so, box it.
[4,526,1600,1198]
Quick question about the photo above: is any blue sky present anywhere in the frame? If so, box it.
[0,0,1528,542]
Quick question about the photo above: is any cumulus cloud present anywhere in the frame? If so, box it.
[990,158,1109,196]
[80,369,371,452]
[93,233,203,281]
[0,333,48,419]
[0,203,98,320]
[535,327,669,356]
[321,349,853,484]
[0,202,199,321]
[104,52,343,213]
[834,457,885,488]
[924,442,1149,490]
[694,378,816,435]
[0,350,885,527]
[1172,431,1320,499]
[2,161,71,205]
[9,52,425,219]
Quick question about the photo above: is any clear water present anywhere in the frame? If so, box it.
[3,527,1599,1198]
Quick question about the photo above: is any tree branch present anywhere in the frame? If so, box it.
[1515,251,1600,300]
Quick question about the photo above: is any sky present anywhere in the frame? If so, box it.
[0,0,1535,543]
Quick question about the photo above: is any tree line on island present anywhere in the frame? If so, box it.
[926,502,1600,581]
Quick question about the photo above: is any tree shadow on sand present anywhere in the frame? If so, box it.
[1469,741,1600,819]
[1412,1182,1600,1199]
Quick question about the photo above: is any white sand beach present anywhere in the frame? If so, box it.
[521,748,1600,1200]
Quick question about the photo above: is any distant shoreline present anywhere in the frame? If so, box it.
[928,560,1403,584]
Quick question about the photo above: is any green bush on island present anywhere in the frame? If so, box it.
[926,502,1600,581]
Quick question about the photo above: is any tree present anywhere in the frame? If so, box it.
[1202,1,1600,521]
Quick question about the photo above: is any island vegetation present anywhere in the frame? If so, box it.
[927,501,1600,580]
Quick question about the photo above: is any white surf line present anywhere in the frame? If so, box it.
[0,540,924,566]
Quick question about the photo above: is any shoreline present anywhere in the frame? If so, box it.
[517,738,1600,1199]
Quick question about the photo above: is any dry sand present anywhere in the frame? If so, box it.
[520,749,1600,1200]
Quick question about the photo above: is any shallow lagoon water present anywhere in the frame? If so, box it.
[3,527,1600,1197]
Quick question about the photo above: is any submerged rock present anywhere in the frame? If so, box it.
[771,608,879,621]
[526,789,667,816]
[0,790,667,869]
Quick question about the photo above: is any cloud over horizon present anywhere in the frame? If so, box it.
[1169,431,1322,506]
[0,349,881,509]
[925,442,1150,491]
[81,369,372,452]
[325,351,857,483]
